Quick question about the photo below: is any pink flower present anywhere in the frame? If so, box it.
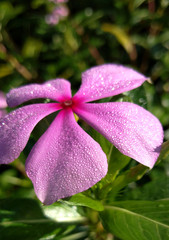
[45,13,60,25]
[0,91,7,118]
[54,6,69,17]
[45,6,69,25]
[49,0,68,3]
[0,64,163,205]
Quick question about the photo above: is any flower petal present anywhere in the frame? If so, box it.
[7,79,72,107]
[26,109,108,205]
[0,110,6,118]
[73,64,147,103]
[74,102,164,168]
[0,91,7,108]
[0,103,61,164]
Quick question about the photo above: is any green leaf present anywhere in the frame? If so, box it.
[124,174,169,201]
[97,147,131,199]
[22,38,43,58]
[0,198,85,240]
[102,23,134,55]
[0,198,57,240]
[100,200,169,240]
[107,164,148,200]
[158,140,169,162]
[108,146,131,178]
[124,84,148,108]
[122,163,169,201]
[0,2,24,26]
[88,127,111,156]
[0,64,13,78]
[43,201,86,222]
[62,193,104,211]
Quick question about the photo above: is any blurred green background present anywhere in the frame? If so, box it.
[0,0,169,239]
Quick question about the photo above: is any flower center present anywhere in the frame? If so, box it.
[63,99,72,106]
[61,99,73,108]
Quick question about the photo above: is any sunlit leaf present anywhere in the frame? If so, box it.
[43,202,86,222]
[63,193,104,211]
[102,23,134,55]
[0,198,86,240]
[0,2,24,25]
[0,64,13,78]
[22,38,43,58]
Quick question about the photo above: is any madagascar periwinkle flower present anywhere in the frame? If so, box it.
[49,0,68,3]
[0,64,163,204]
[46,6,69,25]
[0,91,7,118]
[46,5,69,25]
[46,0,69,25]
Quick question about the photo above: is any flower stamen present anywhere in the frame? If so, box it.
[61,99,73,108]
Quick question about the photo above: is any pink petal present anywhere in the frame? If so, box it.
[26,109,108,205]
[0,103,61,164]
[0,110,6,118]
[73,64,147,103]
[74,102,164,168]
[0,91,7,108]
[7,79,72,107]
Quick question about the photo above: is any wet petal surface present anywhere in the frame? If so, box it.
[26,109,108,205]
[73,64,147,103]
[0,110,6,118]
[0,91,7,109]
[7,79,72,107]
[0,103,61,164]
[74,102,163,168]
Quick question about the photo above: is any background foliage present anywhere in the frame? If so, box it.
[0,0,169,239]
